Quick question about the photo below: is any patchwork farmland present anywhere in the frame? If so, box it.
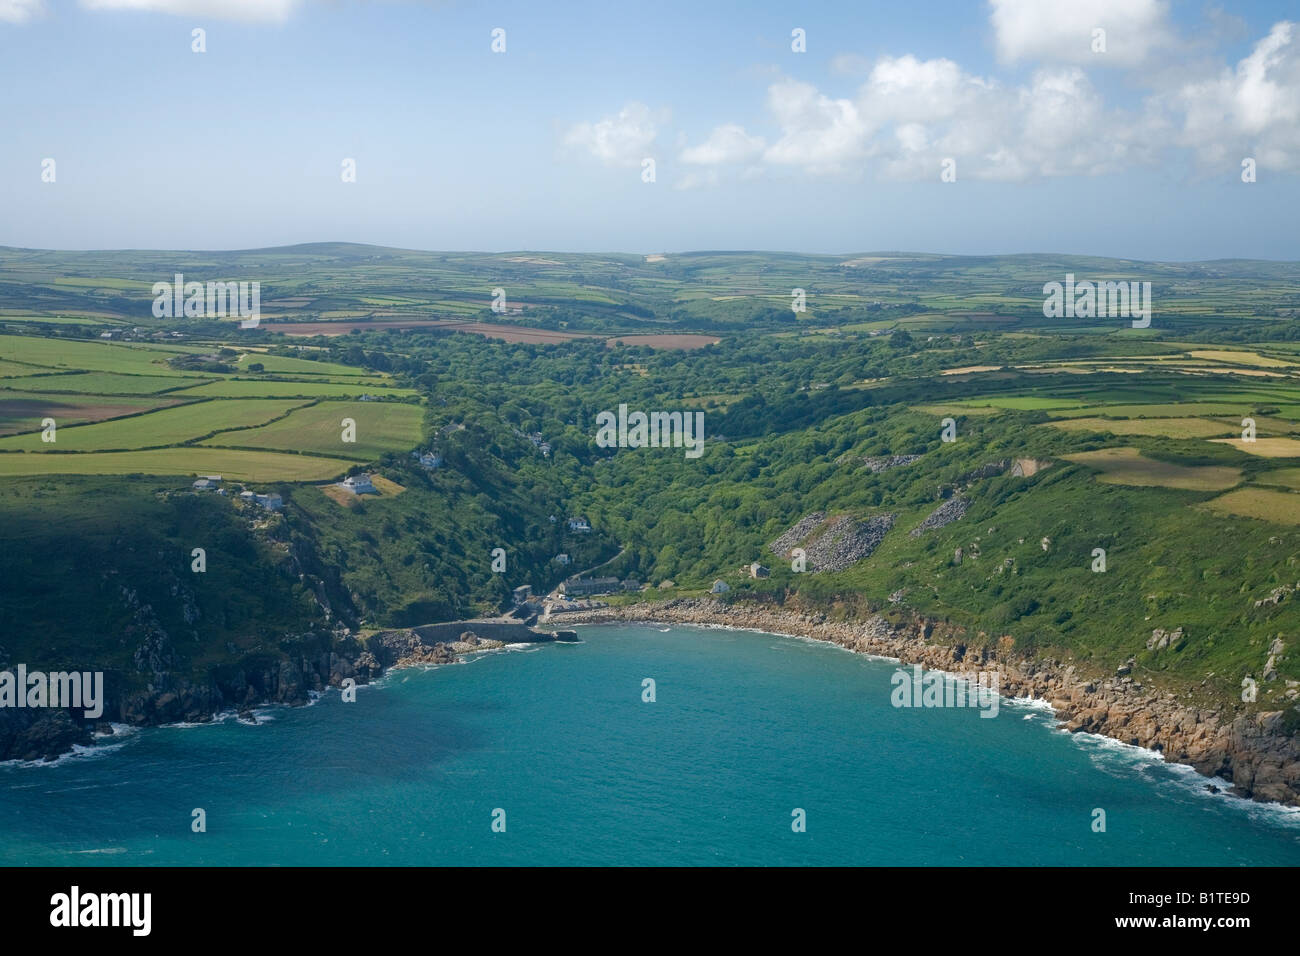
[0,334,424,480]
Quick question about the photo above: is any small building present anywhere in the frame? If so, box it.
[341,474,377,495]
[193,476,220,491]
[418,452,442,470]
[749,562,770,579]
[512,584,533,605]
[562,576,619,597]
[567,517,592,533]
[711,579,731,594]
[621,579,642,591]
[553,553,570,565]
[239,489,281,511]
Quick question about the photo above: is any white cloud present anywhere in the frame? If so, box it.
[563,102,665,167]
[80,0,299,21]
[1159,21,1300,171]
[0,0,43,23]
[762,79,872,174]
[989,0,1172,67]
[680,124,766,165]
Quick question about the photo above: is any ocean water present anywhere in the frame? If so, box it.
[2,623,1298,866]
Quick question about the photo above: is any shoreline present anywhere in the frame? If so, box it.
[549,598,1300,807]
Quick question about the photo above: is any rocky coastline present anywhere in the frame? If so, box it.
[0,625,524,764]
[551,598,1300,807]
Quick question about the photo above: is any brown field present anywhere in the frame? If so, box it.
[269,319,464,336]
[604,334,721,349]
[1202,487,1300,525]
[941,365,1002,375]
[0,395,185,435]
[1211,437,1300,458]
[1064,447,1242,491]
[320,473,404,507]
[370,475,405,495]
[1187,349,1296,368]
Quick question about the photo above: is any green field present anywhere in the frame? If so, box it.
[0,335,200,375]
[170,378,415,399]
[0,446,355,481]
[0,371,205,394]
[202,400,424,460]
[0,399,307,452]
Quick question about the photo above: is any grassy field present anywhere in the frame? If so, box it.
[169,378,416,399]
[1202,487,1300,525]
[1211,437,1300,458]
[0,335,199,375]
[0,399,307,452]
[202,400,424,460]
[1063,447,1243,491]
[0,371,205,394]
[1046,417,1234,438]
[0,446,354,480]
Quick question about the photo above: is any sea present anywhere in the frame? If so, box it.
[2,623,1298,866]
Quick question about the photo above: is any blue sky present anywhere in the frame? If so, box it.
[2,0,1299,260]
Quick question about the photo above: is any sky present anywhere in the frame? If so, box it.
[1,0,1299,260]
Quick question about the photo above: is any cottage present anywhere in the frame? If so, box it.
[553,553,570,565]
[711,579,731,594]
[567,517,592,533]
[512,585,533,605]
[192,477,220,491]
[341,474,377,495]
[418,452,442,470]
[749,562,770,579]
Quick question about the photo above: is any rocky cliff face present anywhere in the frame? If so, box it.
[0,622,524,763]
[556,598,1300,807]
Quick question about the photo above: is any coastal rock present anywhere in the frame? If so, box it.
[551,598,1300,808]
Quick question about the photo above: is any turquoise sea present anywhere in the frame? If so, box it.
[2,623,1298,866]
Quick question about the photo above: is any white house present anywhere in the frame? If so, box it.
[567,517,592,533]
[193,477,220,491]
[341,474,377,495]
[554,553,570,565]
